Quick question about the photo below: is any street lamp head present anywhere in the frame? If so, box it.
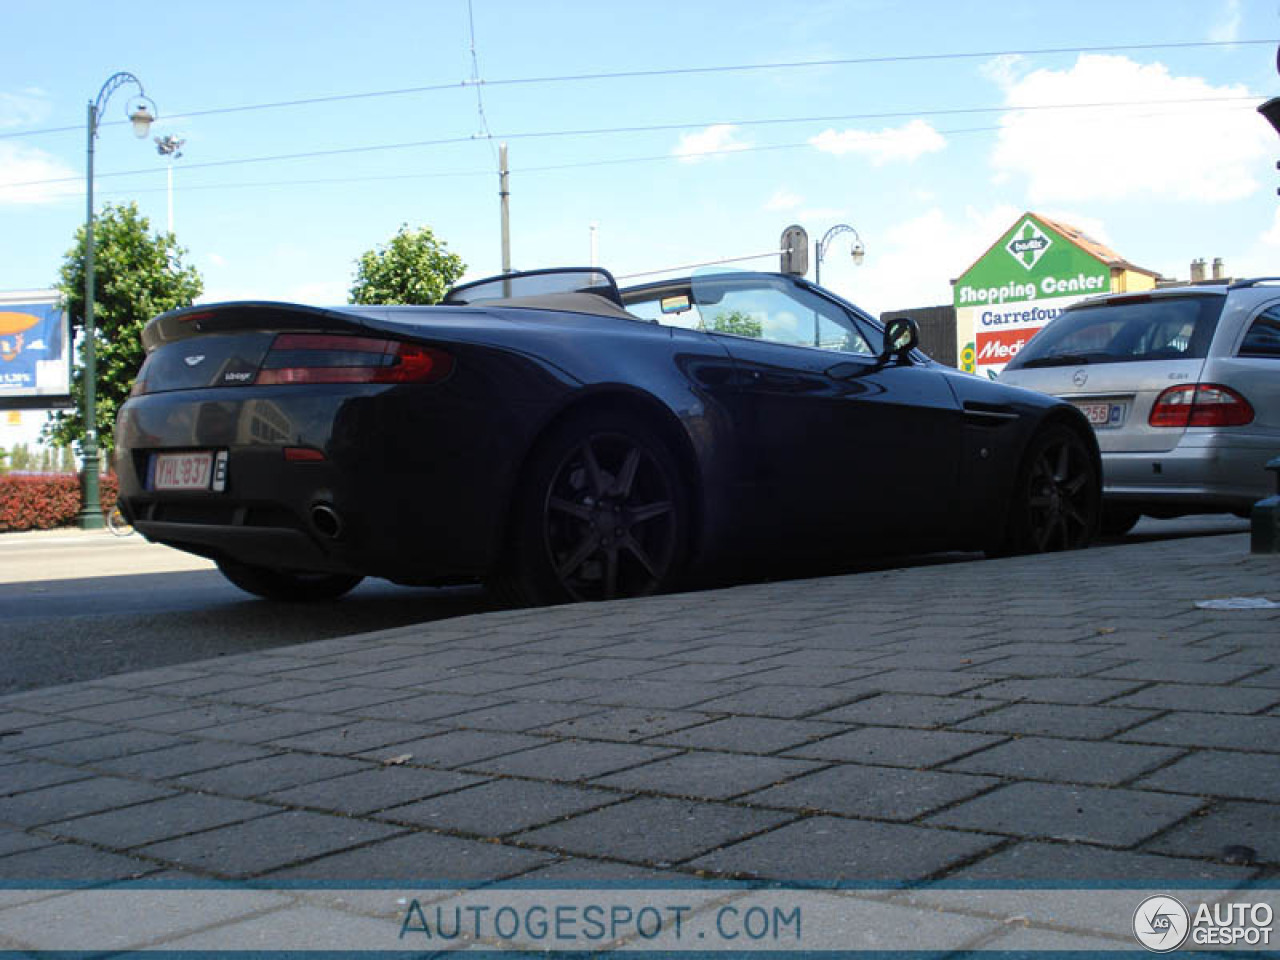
[129,100,156,138]
[851,241,866,266]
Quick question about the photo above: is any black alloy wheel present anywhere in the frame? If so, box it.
[216,558,364,601]
[1007,424,1100,553]
[499,412,689,605]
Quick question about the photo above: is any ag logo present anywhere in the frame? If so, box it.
[1133,895,1190,952]
[1006,219,1052,271]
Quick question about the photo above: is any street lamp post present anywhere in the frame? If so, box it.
[79,72,155,530]
[154,134,185,235]
[813,224,867,347]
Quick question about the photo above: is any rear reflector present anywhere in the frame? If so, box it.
[1149,383,1254,428]
[284,447,326,462]
[256,333,453,385]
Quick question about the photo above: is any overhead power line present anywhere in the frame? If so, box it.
[0,37,1267,141]
[1,94,1257,191]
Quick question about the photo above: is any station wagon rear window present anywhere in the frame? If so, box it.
[1005,295,1226,370]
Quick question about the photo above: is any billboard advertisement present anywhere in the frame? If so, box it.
[954,216,1110,379]
[0,293,70,407]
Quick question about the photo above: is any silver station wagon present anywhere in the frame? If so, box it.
[999,280,1280,535]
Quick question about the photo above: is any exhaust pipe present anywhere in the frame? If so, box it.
[310,503,344,540]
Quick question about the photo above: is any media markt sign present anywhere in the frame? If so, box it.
[1005,218,1052,270]
[953,214,1111,378]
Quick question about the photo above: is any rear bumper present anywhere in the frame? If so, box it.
[1102,430,1279,512]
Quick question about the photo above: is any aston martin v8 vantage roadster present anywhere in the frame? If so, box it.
[114,268,1101,603]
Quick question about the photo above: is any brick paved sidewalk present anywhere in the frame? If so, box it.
[0,532,1276,890]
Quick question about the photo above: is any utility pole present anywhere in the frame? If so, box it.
[154,135,185,235]
[499,142,511,296]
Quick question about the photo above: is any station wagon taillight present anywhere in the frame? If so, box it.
[256,334,453,385]
[1149,383,1254,428]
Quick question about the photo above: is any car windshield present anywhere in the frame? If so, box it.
[623,271,876,355]
[1005,295,1226,370]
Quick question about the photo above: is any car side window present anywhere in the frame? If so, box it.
[703,286,873,355]
[1240,306,1280,358]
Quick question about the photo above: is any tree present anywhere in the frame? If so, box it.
[709,309,763,339]
[45,202,203,458]
[349,224,466,305]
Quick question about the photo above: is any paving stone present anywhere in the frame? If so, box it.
[1134,751,1280,802]
[93,740,277,779]
[638,662,773,684]
[687,817,1000,883]
[967,677,1145,705]
[539,658,671,681]
[1094,661,1262,685]
[688,685,860,719]
[0,760,94,796]
[127,703,271,734]
[838,670,1001,697]
[60,697,191,724]
[354,693,512,724]
[138,810,402,877]
[0,777,173,828]
[443,701,603,732]
[359,730,548,768]
[947,839,1256,883]
[267,830,551,881]
[1110,683,1280,715]
[1146,801,1280,865]
[0,829,53,858]
[786,727,1004,768]
[207,678,337,706]
[410,671,546,695]
[18,729,190,765]
[744,764,999,821]
[267,719,446,755]
[587,679,732,710]
[647,715,841,754]
[535,707,712,742]
[467,740,678,781]
[0,842,158,880]
[266,765,487,815]
[973,655,1127,678]
[593,751,821,800]
[267,686,421,714]
[1118,712,1280,752]
[943,737,1184,786]
[0,720,117,752]
[201,711,351,745]
[170,753,373,798]
[516,796,793,865]
[953,702,1158,740]
[379,779,621,836]
[927,782,1204,847]
[812,693,990,729]
[498,678,620,703]
[41,793,276,849]
[515,857,681,883]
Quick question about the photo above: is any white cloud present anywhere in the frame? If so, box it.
[989,54,1267,204]
[207,253,227,268]
[764,188,803,211]
[823,205,1021,315]
[1209,0,1241,43]
[980,54,1029,90]
[673,124,751,163]
[0,143,79,206]
[809,119,946,165]
[0,88,52,129]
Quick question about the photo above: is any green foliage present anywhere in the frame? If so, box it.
[45,202,203,456]
[709,309,763,339]
[349,224,466,305]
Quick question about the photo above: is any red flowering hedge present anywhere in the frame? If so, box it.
[0,473,119,532]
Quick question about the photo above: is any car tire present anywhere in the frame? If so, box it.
[1100,506,1141,537]
[216,558,364,602]
[493,410,690,606]
[1002,423,1100,554]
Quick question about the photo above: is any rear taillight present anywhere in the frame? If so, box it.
[1149,383,1254,428]
[255,333,453,386]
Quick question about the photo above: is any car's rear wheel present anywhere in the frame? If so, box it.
[1003,424,1100,553]
[494,411,689,605]
[216,558,364,602]
[1100,505,1141,537]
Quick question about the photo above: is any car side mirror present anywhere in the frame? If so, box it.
[880,316,920,364]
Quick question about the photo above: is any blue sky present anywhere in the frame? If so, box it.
[0,0,1276,319]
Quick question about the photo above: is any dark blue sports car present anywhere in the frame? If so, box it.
[114,267,1101,603]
